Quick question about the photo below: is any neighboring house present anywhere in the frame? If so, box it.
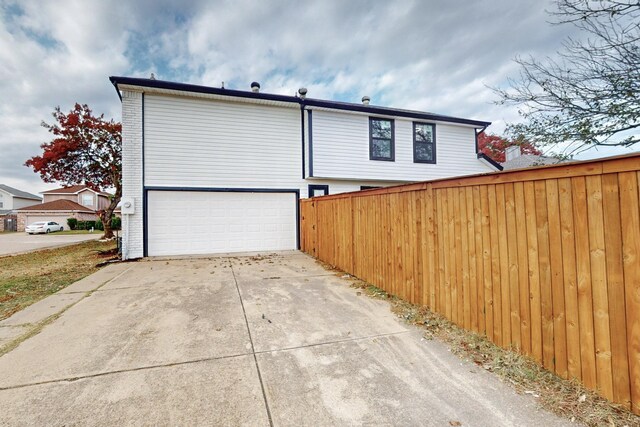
[501,146,565,170]
[0,184,42,211]
[14,185,110,231]
[41,185,112,210]
[110,76,502,258]
[15,200,97,231]
[0,184,42,232]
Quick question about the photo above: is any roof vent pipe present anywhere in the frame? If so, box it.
[362,96,370,105]
[298,87,307,99]
[251,82,260,93]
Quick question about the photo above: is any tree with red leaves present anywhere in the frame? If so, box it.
[26,103,122,239]
[477,132,542,163]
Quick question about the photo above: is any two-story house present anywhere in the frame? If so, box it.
[15,185,110,231]
[0,184,42,231]
[41,185,112,210]
[110,76,501,259]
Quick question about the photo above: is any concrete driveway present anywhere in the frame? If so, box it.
[0,252,571,426]
[0,232,101,256]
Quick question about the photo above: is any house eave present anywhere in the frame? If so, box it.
[109,76,492,128]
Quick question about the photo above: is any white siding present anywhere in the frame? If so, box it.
[310,110,493,181]
[0,190,12,210]
[13,198,41,209]
[120,89,495,258]
[0,191,41,210]
[144,94,302,189]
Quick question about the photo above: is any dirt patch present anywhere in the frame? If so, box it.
[343,275,639,427]
[0,240,117,320]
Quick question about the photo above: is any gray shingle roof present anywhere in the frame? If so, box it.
[0,184,42,200]
[501,155,564,170]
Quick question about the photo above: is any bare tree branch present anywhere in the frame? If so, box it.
[494,0,640,149]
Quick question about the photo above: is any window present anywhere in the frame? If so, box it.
[360,186,381,190]
[369,118,394,161]
[82,194,93,207]
[0,194,3,208]
[308,185,329,197]
[413,122,436,163]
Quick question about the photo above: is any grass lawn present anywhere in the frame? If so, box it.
[0,240,117,320]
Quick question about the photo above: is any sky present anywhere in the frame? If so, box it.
[1,0,638,194]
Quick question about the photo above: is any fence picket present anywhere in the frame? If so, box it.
[300,154,640,413]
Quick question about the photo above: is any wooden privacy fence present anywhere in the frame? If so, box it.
[300,153,640,413]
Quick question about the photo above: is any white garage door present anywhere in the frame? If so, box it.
[25,215,70,230]
[147,191,297,257]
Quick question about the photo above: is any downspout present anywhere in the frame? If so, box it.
[474,125,503,171]
[300,103,305,179]
[475,124,488,153]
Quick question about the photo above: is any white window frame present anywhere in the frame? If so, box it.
[82,194,93,207]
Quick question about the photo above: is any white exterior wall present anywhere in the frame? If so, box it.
[13,197,41,209]
[120,90,494,258]
[0,189,12,210]
[310,109,492,181]
[0,190,41,210]
[144,95,302,188]
[143,94,404,199]
[121,90,144,259]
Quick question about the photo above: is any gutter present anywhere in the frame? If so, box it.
[108,76,492,128]
[109,76,498,170]
[110,77,122,102]
[474,125,503,171]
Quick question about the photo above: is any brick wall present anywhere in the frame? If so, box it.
[121,90,144,259]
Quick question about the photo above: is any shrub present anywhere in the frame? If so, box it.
[67,218,77,230]
[77,220,97,230]
[95,219,104,231]
[111,216,121,230]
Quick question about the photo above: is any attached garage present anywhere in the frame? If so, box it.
[24,214,69,230]
[15,199,98,232]
[145,189,299,257]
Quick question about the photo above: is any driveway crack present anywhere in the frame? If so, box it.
[231,261,274,427]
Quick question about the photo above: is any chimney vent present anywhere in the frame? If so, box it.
[250,82,260,93]
[298,87,308,99]
[505,145,522,161]
[362,96,370,105]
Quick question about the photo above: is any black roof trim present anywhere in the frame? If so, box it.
[109,76,491,127]
[302,99,491,127]
[477,153,504,171]
[109,76,299,104]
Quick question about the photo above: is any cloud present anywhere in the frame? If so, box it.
[0,0,636,194]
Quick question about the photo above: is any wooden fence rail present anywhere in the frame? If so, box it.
[300,153,640,414]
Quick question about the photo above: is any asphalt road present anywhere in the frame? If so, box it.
[0,232,101,256]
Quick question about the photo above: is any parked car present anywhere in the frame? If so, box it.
[25,221,64,234]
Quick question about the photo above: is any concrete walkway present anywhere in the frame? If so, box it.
[0,252,572,426]
[0,232,100,256]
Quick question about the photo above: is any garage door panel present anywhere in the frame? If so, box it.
[147,191,297,256]
[25,215,72,230]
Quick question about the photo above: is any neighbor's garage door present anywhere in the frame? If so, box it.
[147,191,297,257]
[25,215,70,230]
